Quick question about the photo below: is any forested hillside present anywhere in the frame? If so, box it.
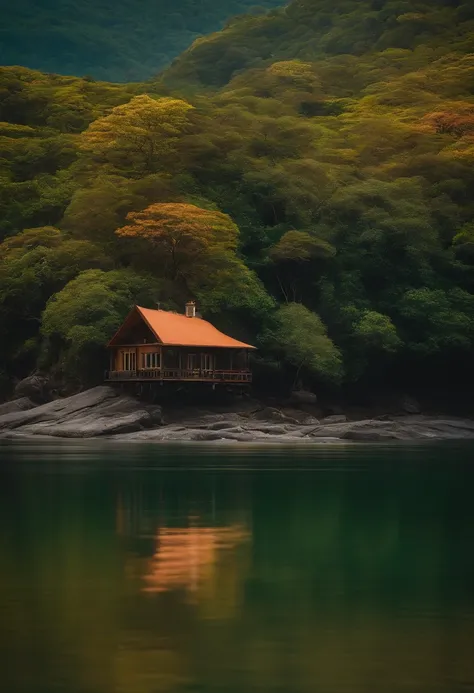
[0,0,284,82]
[1,0,474,400]
[165,0,474,88]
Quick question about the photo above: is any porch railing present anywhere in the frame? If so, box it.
[105,369,252,383]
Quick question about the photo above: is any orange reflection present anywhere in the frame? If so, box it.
[143,524,249,596]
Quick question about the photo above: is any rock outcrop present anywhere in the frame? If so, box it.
[0,397,36,416]
[0,388,473,442]
[111,412,474,443]
[0,386,163,438]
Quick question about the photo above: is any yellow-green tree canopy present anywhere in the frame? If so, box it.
[80,95,193,172]
[0,227,110,294]
[116,202,239,278]
[116,201,274,319]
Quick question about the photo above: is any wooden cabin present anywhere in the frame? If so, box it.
[105,303,255,385]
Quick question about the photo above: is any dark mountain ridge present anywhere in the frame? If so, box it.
[0,0,286,82]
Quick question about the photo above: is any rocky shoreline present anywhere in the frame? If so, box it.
[1,386,474,443]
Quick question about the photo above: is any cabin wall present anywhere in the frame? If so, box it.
[113,347,138,371]
[112,346,162,371]
[112,348,122,371]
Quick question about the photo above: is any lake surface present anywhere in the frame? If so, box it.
[1,441,474,693]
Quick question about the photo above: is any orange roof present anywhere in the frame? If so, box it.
[109,305,255,349]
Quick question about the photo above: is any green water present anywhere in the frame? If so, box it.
[1,441,474,693]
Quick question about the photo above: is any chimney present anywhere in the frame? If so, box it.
[185,301,196,318]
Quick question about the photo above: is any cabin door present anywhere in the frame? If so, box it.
[123,351,136,371]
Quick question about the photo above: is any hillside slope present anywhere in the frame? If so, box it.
[1,0,474,401]
[0,0,285,82]
[163,0,474,89]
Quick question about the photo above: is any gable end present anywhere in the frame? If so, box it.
[107,306,160,347]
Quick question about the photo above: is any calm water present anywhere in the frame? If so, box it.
[1,441,474,693]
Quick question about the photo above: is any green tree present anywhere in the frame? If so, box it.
[399,287,474,355]
[353,311,402,354]
[344,310,403,380]
[40,269,162,386]
[452,223,474,264]
[0,227,110,377]
[268,230,335,302]
[270,303,343,385]
[269,230,335,263]
[195,253,275,320]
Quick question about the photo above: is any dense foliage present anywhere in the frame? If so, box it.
[1,0,474,396]
[165,0,474,89]
[0,0,285,82]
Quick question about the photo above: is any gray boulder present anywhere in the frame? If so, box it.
[401,395,421,414]
[253,407,298,423]
[289,390,317,406]
[279,408,319,425]
[14,374,51,403]
[205,420,241,431]
[321,414,347,424]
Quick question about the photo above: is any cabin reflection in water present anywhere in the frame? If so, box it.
[143,524,250,599]
[115,485,252,614]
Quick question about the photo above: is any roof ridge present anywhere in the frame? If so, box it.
[137,305,205,320]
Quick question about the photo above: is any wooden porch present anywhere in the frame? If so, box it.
[105,368,252,384]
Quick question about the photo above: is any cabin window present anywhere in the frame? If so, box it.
[122,351,136,371]
[187,354,198,371]
[142,352,161,369]
[201,353,214,371]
